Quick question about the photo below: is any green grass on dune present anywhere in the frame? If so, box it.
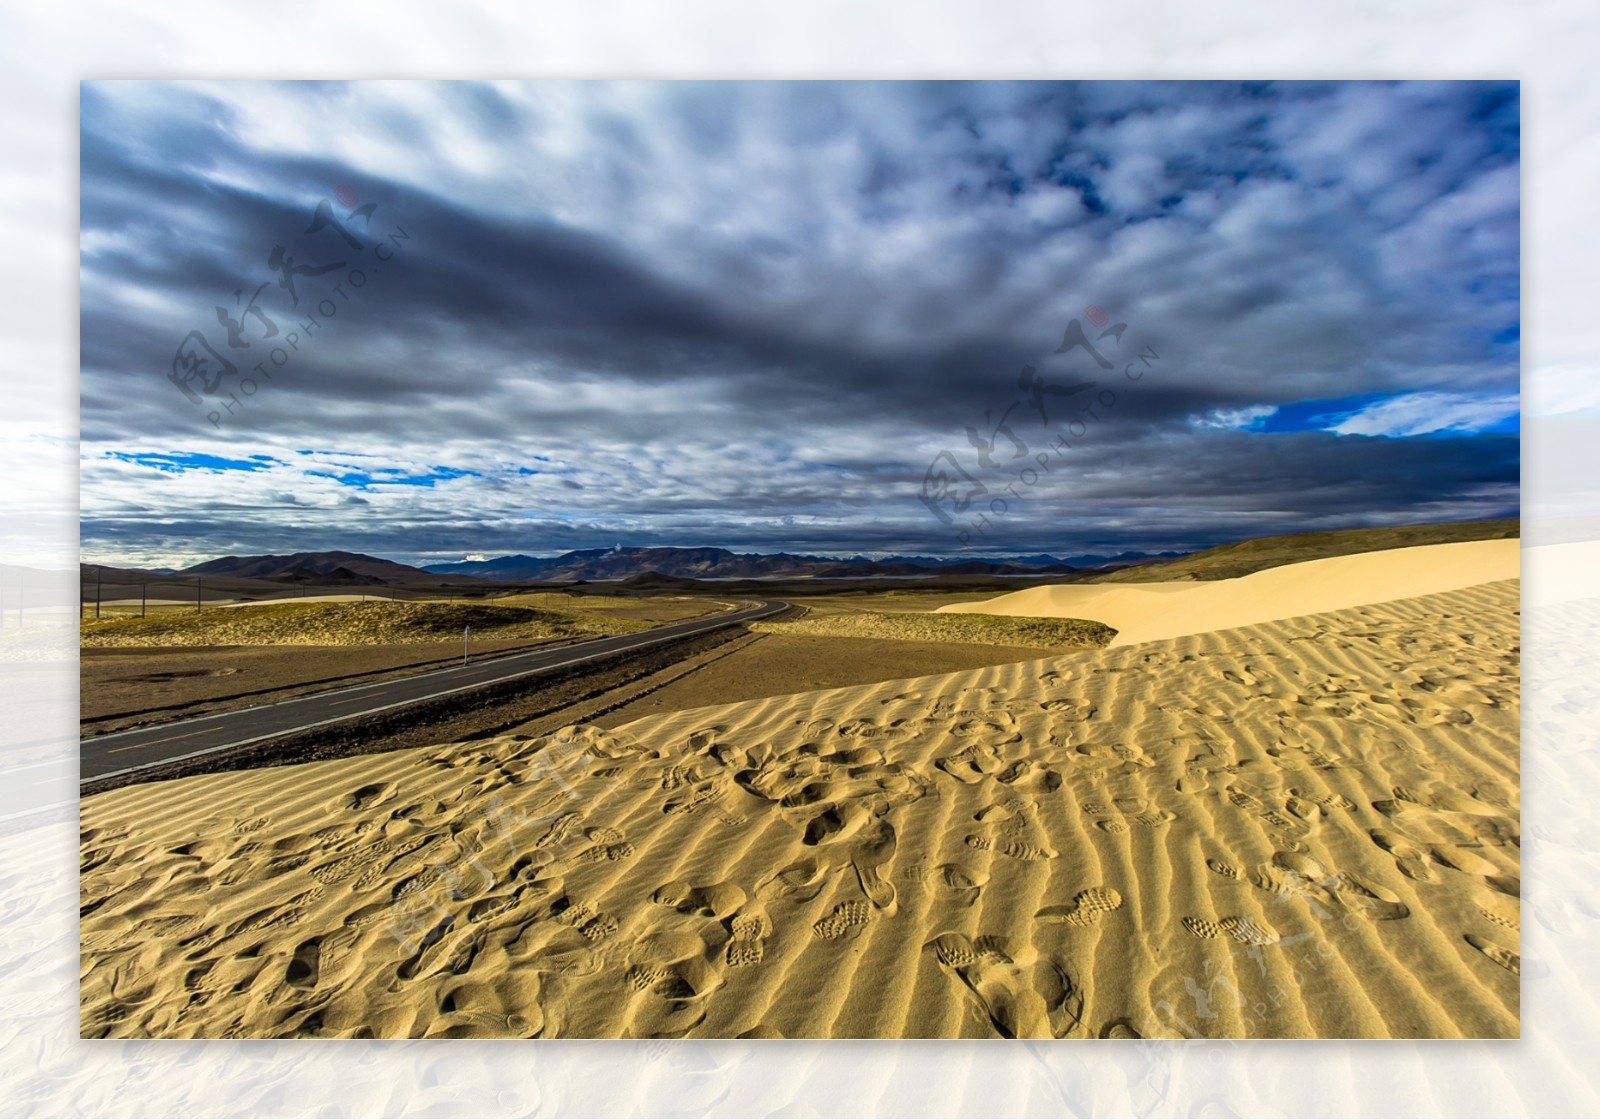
[79,599,655,648]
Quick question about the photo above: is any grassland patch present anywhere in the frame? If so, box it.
[80,600,654,648]
[751,611,1114,649]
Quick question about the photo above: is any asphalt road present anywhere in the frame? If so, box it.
[81,599,787,785]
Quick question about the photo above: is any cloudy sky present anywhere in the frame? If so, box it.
[79,80,1519,568]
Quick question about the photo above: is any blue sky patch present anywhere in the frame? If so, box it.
[105,451,279,473]
[306,465,482,489]
[1252,393,1392,433]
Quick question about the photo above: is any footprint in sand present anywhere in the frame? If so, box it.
[307,846,389,887]
[974,800,1025,824]
[842,717,918,741]
[995,760,1063,793]
[1477,893,1520,932]
[507,854,565,901]
[1292,788,1356,812]
[1081,796,1175,831]
[724,905,772,967]
[948,715,1021,742]
[652,879,749,920]
[755,857,835,903]
[659,764,704,792]
[1182,914,1280,946]
[1226,785,1311,837]
[1327,876,1412,922]
[1369,830,1436,882]
[530,812,584,850]
[623,926,725,1033]
[1381,788,1520,851]
[1284,795,1325,822]
[849,819,899,912]
[686,727,724,751]
[965,834,1056,861]
[662,777,729,817]
[1113,796,1177,832]
[573,838,637,865]
[552,896,619,943]
[932,864,989,908]
[1068,741,1151,773]
[1255,850,1411,921]
[927,932,1081,1039]
[394,911,485,982]
[1465,933,1520,976]
[1036,887,1123,928]
[812,900,872,941]
[802,800,878,848]
[935,743,1008,784]
[1039,699,1097,721]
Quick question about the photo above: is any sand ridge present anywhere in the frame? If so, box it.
[937,539,1519,646]
[80,578,1519,1039]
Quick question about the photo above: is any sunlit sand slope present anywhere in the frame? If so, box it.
[938,539,1519,646]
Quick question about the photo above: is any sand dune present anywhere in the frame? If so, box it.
[80,576,1519,1039]
[937,539,1519,646]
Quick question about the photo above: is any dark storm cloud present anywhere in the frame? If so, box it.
[79,80,1519,566]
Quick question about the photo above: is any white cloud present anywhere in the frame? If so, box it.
[1193,405,1277,430]
[1328,391,1520,437]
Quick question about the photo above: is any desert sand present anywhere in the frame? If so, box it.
[80,557,1520,1039]
[937,539,1519,646]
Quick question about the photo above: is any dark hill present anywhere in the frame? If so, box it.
[182,550,438,584]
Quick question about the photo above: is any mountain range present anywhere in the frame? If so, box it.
[419,546,1180,581]
[84,546,1185,590]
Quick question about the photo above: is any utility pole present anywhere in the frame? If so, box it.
[196,576,202,613]
[462,624,471,665]
[95,565,102,620]
[141,583,147,618]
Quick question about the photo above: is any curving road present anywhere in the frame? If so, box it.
[81,599,787,786]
